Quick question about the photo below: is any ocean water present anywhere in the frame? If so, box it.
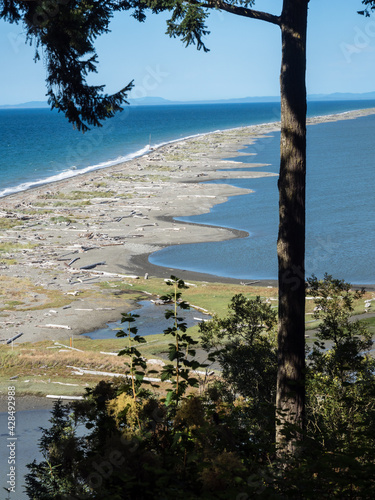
[1,100,375,197]
[1,100,375,282]
[149,113,375,284]
[0,409,53,499]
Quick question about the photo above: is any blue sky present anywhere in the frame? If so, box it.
[1,0,375,105]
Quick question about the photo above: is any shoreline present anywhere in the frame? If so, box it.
[1,104,375,200]
[0,107,375,344]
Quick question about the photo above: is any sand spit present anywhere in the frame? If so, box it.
[0,107,374,343]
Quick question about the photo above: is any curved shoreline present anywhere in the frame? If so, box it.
[144,107,375,286]
[0,106,374,343]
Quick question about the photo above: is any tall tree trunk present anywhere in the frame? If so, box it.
[276,0,308,454]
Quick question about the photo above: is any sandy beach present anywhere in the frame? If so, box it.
[1,107,375,344]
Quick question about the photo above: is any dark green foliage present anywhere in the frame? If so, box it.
[159,276,203,405]
[201,294,277,404]
[25,276,375,499]
[294,275,375,498]
[0,1,265,130]
[306,274,372,380]
[359,0,375,16]
[0,0,215,130]
[25,400,89,499]
[25,278,255,499]
[116,312,152,397]
[0,1,139,131]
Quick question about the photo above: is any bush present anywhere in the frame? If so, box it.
[25,276,375,499]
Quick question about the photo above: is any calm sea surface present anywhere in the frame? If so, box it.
[1,100,375,282]
[0,409,52,499]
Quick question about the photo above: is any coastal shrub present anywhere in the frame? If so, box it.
[200,294,277,403]
[272,275,375,498]
[24,278,256,499]
[24,276,375,499]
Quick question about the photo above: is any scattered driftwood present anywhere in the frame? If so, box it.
[46,395,84,400]
[38,324,72,330]
[52,382,80,387]
[147,359,166,367]
[152,299,172,306]
[6,333,23,344]
[54,342,83,352]
[80,261,106,270]
[58,250,79,260]
[100,242,126,247]
[189,304,210,314]
[72,269,139,280]
[67,365,164,383]
[192,370,215,376]
[68,257,80,266]
[81,246,100,251]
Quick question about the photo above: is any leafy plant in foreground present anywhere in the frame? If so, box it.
[116,312,154,400]
[159,276,203,406]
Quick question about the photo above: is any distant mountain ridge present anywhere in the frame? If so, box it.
[0,100,50,109]
[2,92,375,109]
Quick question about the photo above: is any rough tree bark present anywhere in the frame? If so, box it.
[206,0,309,455]
[276,0,308,453]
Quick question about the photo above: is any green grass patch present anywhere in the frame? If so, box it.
[114,277,278,318]
[0,258,17,265]
[40,190,117,201]
[0,218,23,230]
[0,337,170,396]
[74,200,92,206]
[50,216,74,224]
[4,300,24,307]
[359,315,375,335]
[0,242,37,253]
[0,275,75,312]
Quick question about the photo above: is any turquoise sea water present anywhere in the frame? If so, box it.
[1,100,375,282]
[1,100,374,197]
